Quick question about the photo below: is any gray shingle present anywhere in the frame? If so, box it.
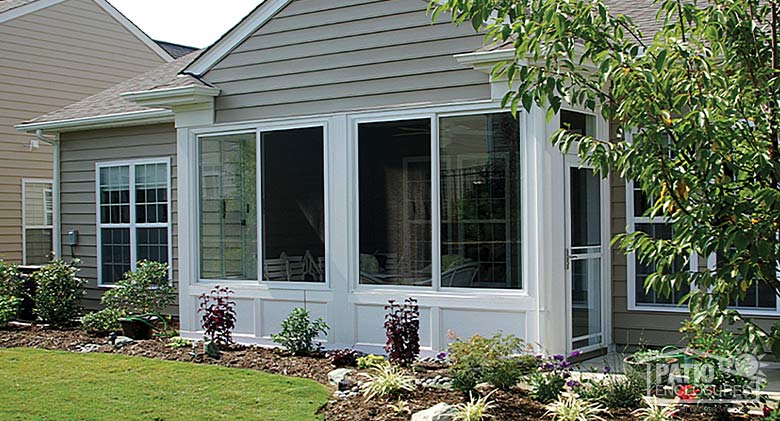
[23,51,207,125]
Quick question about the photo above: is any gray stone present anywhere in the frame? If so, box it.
[78,344,101,353]
[328,368,353,386]
[113,336,134,348]
[411,403,456,421]
[338,378,357,391]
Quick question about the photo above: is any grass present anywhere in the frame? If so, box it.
[0,348,330,420]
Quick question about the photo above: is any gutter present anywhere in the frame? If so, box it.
[15,109,174,133]
[33,130,61,259]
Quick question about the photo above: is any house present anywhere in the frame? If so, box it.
[0,0,196,266]
[15,0,780,355]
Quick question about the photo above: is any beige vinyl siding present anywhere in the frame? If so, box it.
[0,0,167,263]
[59,124,178,311]
[205,0,491,123]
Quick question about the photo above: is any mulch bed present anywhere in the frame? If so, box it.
[0,324,762,420]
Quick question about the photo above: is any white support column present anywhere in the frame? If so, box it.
[328,114,352,347]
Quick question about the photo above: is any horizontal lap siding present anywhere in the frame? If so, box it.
[205,0,491,123]
[0,0,166,263]
[59,124,178,311]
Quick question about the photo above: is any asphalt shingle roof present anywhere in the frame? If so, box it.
[156,41,198,59]
[0,0,36,14]
[23,51,208,125]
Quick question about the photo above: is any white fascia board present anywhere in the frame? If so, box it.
[455,49,515,66]
[184,0,292,76]
[121,85,220,108]
[94,0,174,62]
[0,0,66,24]
[15,108,174,133]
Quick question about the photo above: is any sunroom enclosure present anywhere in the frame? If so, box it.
[175,102,610,356]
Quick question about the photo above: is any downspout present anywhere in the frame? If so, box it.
[35,129,60,259]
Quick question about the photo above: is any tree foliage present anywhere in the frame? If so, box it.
[430,0,780,350]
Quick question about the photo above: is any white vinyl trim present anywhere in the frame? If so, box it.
[0,0,65,24]
[95,158,172,286]
[16,109,174,133]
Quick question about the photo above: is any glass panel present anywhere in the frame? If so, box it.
[571,258,602,349]
[23,182,52,227]
[634,223,690,305]
[199,134,258,280]
[718,250,777,310]
[570,168,601,247]
[137,227,168,264]
[358,119,431,286]
[99,166,130,224]
[561,110,594,136]
[440,113,521,289]
[135,163,167,224]
[261,127,326,282]
[24,228,52,265]
[101,227,130,284]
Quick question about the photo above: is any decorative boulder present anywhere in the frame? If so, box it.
[411,403,456,421]
[328,368,353,386]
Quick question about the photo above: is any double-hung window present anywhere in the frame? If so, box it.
[22,179,53,265]
[97,159,171,285]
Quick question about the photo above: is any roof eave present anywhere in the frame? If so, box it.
[15,109,174,133]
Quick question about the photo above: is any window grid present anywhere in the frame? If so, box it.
[97,160,170,285]
[22,180,54,265]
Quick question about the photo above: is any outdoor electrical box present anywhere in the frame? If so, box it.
[67,229,79,247]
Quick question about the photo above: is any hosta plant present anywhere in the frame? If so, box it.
[544,393,606,421]
[360,362,415,400]
[357,354,386,369]
[32,259,85,326]
[384,298,420,366]
[453,391,496,421]
[198,285,237,346]
[271,307,329,356]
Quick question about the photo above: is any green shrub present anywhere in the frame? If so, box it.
[271,307,329,355]
[357,354,386,369]
[0,260,23,298]
[0,295,21,328]
[102,261,174,315]
[529,371,568,404]
[81,308,124,335]
[32,259,85,326]
[166,337,193,349]
[448,333,531,391]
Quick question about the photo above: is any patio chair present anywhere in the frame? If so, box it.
[264,253,288,281]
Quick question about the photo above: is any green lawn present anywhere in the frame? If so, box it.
[0,348,330,420]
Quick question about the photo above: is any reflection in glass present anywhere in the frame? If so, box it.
[358,119,431,286]
[440,113,521,289]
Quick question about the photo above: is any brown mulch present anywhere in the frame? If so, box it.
[0,324,764,420]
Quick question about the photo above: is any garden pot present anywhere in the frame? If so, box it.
[119,315,158,340]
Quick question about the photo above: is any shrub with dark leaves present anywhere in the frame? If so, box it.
[198,285,237,346]
[329,348,361,367]
[384,298,420,366]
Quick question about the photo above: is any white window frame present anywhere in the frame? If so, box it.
[96,158,172,287]
[706,254,780,316]
[351,108,527,294]
[21,178,53,265]
[194,120,331,290]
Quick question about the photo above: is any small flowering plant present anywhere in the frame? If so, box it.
[528,351,580,403]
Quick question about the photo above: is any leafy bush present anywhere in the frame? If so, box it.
[102,261,174,315]
[578,368,645,410]
[384,298,420,366]
[81,308,124,335]
[0,295,20,328]
[448,332,532,392]
[453,392,495,421]
[544,393,606,421]
[529,371,568,404]
[357,354,386,369]
[166,337,193,349]
[271,307,329,355]
[0,260,23,298]
[32,259,85,326]
[198,285,237,346]
[329,349,360,367]
[360,362,415,400]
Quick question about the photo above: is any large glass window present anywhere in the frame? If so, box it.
[23,180,53,265]
[358,119,432,286]
[200,134,257,280]
[262,127,326,282]
[97,161,169,285]
[440,113,521,289]
[199,128,326,283]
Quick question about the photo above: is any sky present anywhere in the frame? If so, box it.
[107,0,262,49]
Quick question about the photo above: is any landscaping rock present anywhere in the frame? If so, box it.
[77,344,101,353]
[328,368,352,386]
[411,402,456,421]
[112,336,134,348]
[338,378,356,391]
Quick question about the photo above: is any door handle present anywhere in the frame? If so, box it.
[565,248,570,270]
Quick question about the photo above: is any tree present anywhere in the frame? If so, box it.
[430,0,780,352]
